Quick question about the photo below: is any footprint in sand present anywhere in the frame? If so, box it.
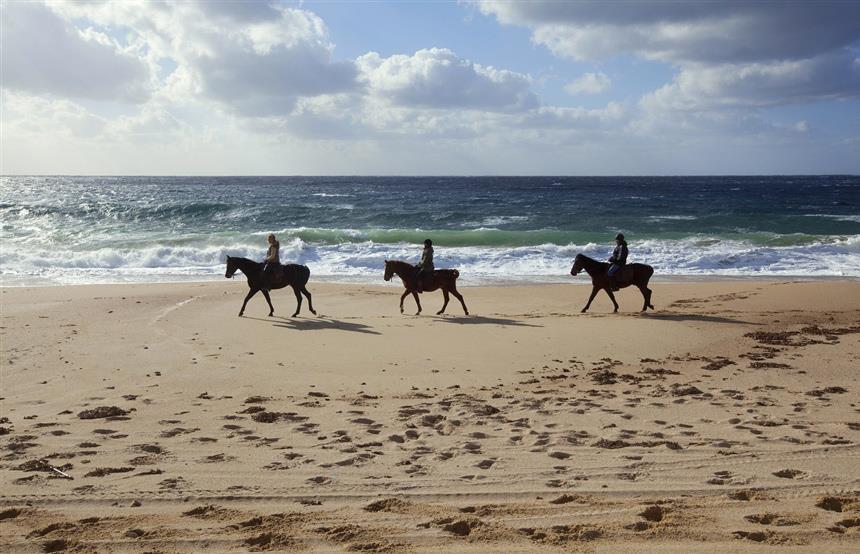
[772,469,806,479]
[475,458,496,469]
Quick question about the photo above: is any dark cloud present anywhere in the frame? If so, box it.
[478,1,860,63]
[195,41,358,116]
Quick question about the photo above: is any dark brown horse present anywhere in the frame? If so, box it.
[225,256,316,317]
[570,253,654,313]
[383,260,469,315]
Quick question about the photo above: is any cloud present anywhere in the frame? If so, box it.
[475,1,860,64]
[565,72,611,95]
[476,1,860,111]
[40,1,359,115]
[357,48,537,111]
[641,50,860,111]
[0,2,151,102]
[1,91,107,138]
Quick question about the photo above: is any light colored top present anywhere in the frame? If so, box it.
[266,242,280,263]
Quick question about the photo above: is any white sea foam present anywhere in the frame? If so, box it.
[2,236,858,286]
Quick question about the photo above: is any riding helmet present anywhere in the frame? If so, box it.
[615,233,625,241]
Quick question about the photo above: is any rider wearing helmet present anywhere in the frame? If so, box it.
[415,239,434,293]
[608,233,628,291]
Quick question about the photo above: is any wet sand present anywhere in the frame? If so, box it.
[1,280,859,552]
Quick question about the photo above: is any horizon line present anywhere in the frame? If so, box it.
[3,173,858,178]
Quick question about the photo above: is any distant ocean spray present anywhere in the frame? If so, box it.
[1,176,859,286]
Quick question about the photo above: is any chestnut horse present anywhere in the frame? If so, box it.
[570,253,654,313]
[225,256,316,317]
[383,260,469,315]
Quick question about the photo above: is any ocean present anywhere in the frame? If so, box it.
[1,176,858,286]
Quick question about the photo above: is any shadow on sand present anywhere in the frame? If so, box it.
[243,315,381,335]
[437,315,543,328]
[639,312,758,325]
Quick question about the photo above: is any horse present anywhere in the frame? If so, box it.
[225,256,316,317]
[569,253,655,313]
[383,260,469,316]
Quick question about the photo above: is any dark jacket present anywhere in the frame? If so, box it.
[418,246,434,270]
[609,242,628,265]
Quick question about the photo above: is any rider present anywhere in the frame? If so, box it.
[415,238,434,293]
[607,233,628,291]
[262,233,280,283]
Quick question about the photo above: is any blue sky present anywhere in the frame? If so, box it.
[1,0,858,175]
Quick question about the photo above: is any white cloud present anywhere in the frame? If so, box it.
[0,2,151,102]
[357,48,537,111]
[38,0,359,116]
[564,72,611,95]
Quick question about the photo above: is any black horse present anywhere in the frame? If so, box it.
[225,256,316,317]
[570,253,654,313]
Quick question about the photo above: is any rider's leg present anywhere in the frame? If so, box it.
[415,269,424,292]
[608,264,619,291]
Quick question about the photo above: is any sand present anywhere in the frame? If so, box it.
[1,279,859,552]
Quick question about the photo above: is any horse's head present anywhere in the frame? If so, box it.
[225,255,238,278]
[570,254,584,276]
[383,260,393,281]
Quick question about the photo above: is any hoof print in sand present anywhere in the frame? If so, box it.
[77,406,129,419]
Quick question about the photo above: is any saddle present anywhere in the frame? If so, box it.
[262,263,284,288]
[615,265,634,285]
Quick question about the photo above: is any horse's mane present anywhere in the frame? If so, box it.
[387,260,415,269]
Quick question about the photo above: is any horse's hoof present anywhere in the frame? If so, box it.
[436,311,443,315]
[580,309,587,314]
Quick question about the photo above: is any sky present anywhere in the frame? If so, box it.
[1,0,859,175]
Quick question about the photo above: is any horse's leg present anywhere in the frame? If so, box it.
[291,285,302,317]
[261,289,275,316]
[437,289,450,315]
[301,286,316,315]
[637,284,653,311]
[399,290,410,314]
[239,288,258,317]
[604,288,619,313]
[450,287,469,315]
[582,285,599,313]
[412,291,422,315]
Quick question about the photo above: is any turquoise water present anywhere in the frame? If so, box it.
[1,175,858,284]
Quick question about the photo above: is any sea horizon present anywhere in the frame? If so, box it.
[2,175,858,286]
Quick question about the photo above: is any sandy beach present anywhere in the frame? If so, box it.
[2,279,859,552]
